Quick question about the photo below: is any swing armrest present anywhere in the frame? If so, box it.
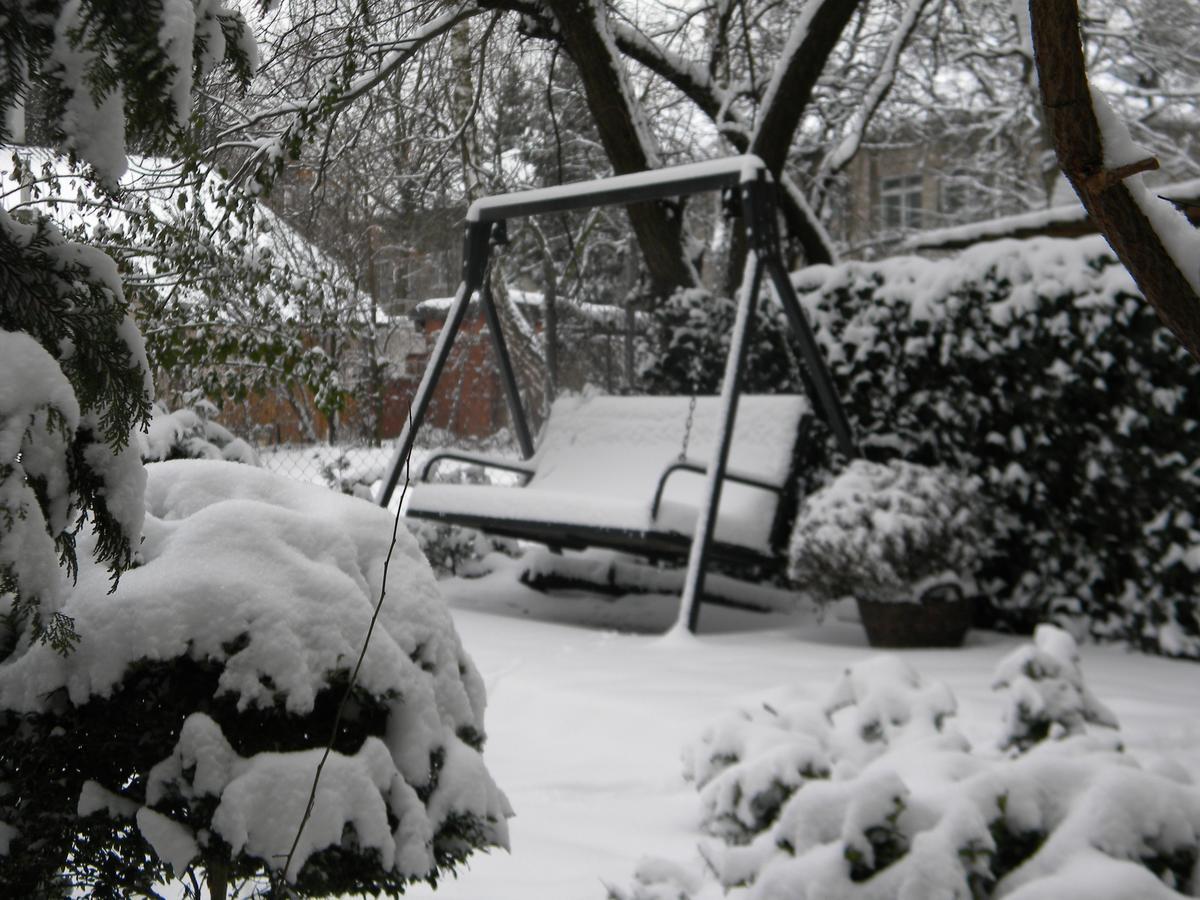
[419,451,537,484]
[650,459,782,522]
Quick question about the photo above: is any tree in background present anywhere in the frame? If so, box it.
[200,0,878,299]
[207,0,1198,302]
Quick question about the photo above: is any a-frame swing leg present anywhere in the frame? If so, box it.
[478,279,536,459]
[763,260,857,459]
[676,213,766,634]
[676,171,858,633]
[378,278,478,505]
[380,224,484,505]
[379,220,536,506]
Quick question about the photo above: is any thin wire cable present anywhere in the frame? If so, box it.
[275,413,415,893]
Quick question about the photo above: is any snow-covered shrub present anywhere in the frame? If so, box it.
[643,236,1200,656]
[139,398,260,466]
[404,434,523,576]
[682,690,834,844]
[788,459,985,604]
[639,288,798,399]
[0,461,510,896]
[611,626,1200,900]
[320,449,383,499]
[993,623,1120,753]
[607,857,707,900]
[407,520,512,578]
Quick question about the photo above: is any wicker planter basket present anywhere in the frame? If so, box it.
[856,592,973,648]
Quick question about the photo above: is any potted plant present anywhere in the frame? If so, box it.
[788,459,987,647]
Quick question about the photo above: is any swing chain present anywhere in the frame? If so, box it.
[679,394,697,462]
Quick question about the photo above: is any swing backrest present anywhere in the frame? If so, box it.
[527,393,808,506]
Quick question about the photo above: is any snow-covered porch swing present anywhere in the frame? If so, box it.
[377,156,858,632]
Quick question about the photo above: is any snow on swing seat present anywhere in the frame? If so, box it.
[403,394,811,559]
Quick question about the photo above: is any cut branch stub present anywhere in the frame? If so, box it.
[1082,157,1159,195]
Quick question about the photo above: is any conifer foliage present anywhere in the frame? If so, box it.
[0,2,256,657]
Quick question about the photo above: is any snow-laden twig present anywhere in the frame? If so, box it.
[819,0,933,178]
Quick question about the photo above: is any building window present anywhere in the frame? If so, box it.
[880,174,923,230]
[372,257,394,306]
[940,170,971,221]
[16,150,32,206]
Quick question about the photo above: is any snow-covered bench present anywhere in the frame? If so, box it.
[402,394,812,568]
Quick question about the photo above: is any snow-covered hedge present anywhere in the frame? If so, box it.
[0,461,510,896]
[788,459,986,604]
[643,235,1200,656]
[609,626,1199,900]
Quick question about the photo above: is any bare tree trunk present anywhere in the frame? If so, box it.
[542,0,697,299]
[1029,0,1200,363]
[284,386,320,443]
[206,858,228,900]
[453,21,484,201]
[720,0,862,288]
[326,333,339,443]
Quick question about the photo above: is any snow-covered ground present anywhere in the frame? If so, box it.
[402,562,1200,900]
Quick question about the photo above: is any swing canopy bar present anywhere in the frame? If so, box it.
[466,157,770,223]
[379,155,857,632]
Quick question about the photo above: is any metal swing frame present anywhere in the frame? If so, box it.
[378,155,857,631]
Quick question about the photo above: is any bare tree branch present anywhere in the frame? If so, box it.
[750,0,861,175]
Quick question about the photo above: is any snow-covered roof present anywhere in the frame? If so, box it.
[1,144,354,313]
[906,177,1200,252]
[3,145,195,220]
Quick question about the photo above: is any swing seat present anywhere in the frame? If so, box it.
[403,393,811,567]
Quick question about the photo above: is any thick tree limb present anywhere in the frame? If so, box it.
[611,21,836,266]
[751,0,860,176]
[611,23,729,123]
[736,0,863,267]
[541,0,698,297]
[1029,0,1200,362]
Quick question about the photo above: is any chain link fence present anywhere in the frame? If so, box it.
[256,441,398,495]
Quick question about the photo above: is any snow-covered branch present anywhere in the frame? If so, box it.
[820,0,933,177]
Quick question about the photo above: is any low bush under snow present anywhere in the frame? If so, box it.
[610,625,1198,900]
[788,458,986,604]
[0,460,510,896]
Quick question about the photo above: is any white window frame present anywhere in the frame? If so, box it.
[880,173,924,231]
